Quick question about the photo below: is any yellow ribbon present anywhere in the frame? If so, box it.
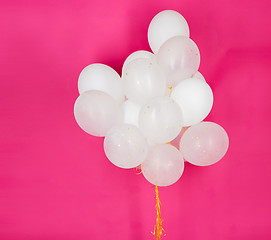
[152,186,166,240]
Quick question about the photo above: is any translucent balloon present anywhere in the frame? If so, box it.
[104,124,148,169]
[192,71,206,82]
[180,122,229,166]
[171,78,213,126]
[122,50,154,77]
[148,10,190,54]
[142,144,185,186]
[139,96,183,144]
[74,90,122,137]
[156,36,200,87]
[78,63,124,103]
[123,58,166,105]
[121,100,141,127]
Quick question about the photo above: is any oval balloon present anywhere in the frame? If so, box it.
[74,90,122,137]
[104,124,148,169]
[123,58,166,105]
[139,96,183,144]
[142,144,185,186]
[180,122,229,166]
[156,36,200,87]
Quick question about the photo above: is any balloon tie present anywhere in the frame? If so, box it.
[152,185,166,240]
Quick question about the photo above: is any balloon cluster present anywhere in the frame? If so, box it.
[74,10,229,187]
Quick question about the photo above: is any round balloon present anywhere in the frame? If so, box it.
[148,10,190,54]
[74,90,122,137]
[142,144,185,186]
[104,124,148,169]
[156,36,200,87]
[138,96,183,144]
[78,63,124,103]
[180,122,229,166]
[123,58,166,105]
[171,78,213,126]
[122,50,154,77]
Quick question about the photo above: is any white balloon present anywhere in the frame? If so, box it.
[78,63,124,103]
[171,78,213,127]
[122,50,154,77]
[156,36,200,87]
[148,10,190,54]
[192,71,206,82]
[139,96,183,144]
[121,100,141,127]
[142,144,185,186]
[104,124,148,169]
[74,90,122,137]
[123,58,166,105]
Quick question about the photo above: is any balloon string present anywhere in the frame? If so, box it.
[167,86,173,97]
[135,165,144,175]
[152,186,166,240]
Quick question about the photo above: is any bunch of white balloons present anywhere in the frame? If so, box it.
[74,10,229,187]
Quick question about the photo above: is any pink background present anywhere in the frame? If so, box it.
[0,0,271,239]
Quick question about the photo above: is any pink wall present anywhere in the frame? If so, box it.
[0,0,270,239]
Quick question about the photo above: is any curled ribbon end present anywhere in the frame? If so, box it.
[152,185,166,240]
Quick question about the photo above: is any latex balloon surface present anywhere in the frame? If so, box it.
[142,144,185,186]
[148,10,190,54]
[171,78,213,126]
[123,58,166,105]
[139,96,183,143]
[156,36,200,87]
[180,122,229,166]
[122,50,154,77]
[74,90,122,137]
[104,124,148,169]
[121,100,141,127]
[78,63,124,103]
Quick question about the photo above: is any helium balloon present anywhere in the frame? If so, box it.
[123,58,166,105]
[104,124,148,169]
[192,71,206,82]
[122,50,154,77]
[180,122,229,166]
[156,36,200,87]
[142,144,185,186]
[74,90,122,137]
[148,10,190,54]
[171,78,213,126]
[139,96,183,144]
[121,100,141,127]
[78,63,124,103]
